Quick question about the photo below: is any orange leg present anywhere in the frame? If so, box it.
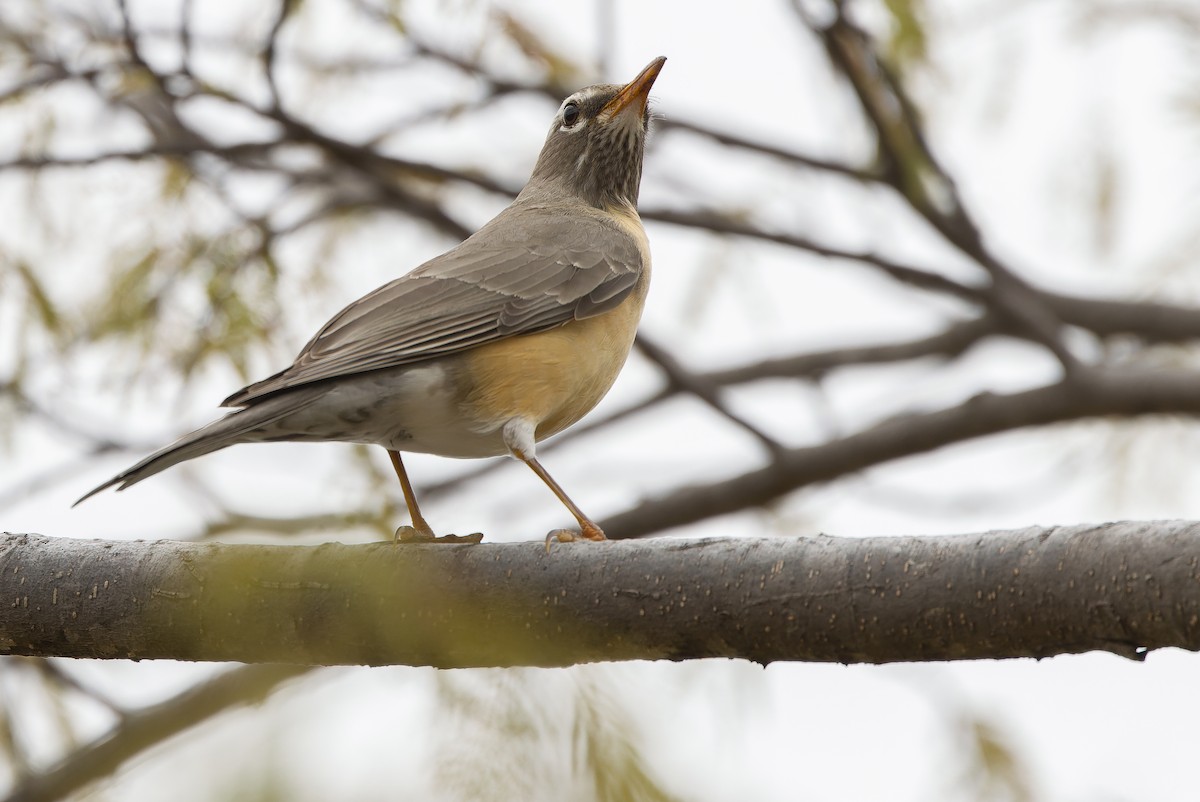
[387,450,482,544]
[521,457,607,549]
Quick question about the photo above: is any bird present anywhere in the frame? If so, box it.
[77,56,667,547]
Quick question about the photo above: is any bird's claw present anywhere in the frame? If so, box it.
[543,523,606,553]
[544,528,577,552]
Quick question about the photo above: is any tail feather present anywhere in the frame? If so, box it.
[74,394,310,506]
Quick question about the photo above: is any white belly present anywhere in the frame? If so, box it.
[272,363,511,458]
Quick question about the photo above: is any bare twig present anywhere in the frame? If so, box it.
[21,659,126,719]
[600,364,1200,538]
[3,664,310,802]
[418,317,998,502]
[634,334,785,458]
[806,8,1081,372]
[641,206,984,304]
[656,118,883,184]
[702,316,993,385]
[260,0,295,110]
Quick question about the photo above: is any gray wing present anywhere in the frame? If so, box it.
[224,211,644,406]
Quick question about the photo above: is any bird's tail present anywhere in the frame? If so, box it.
[74,394,309,506]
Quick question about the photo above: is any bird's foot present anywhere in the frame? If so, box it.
[543,522,607,552]
[394,525,483,545]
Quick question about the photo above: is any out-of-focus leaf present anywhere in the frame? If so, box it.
[493,9,586,90]
[0,709,24,779]
[27,662,81,756]
[883,0,928,71]
[0,671,30,779]
[576,683,682,802]
[88,247,162,342]
[432,671,679,802]
[964,715,1032,802]
[259,239,281,282]
[160,159,194,201]
[11,260,61,337]
[1092,140,1118,258]
[279,0,304,24]
[206,753,297,802]
[381,0,406,35]
[169,236,278,382]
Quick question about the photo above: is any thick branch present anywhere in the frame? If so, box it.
[1,523,1198,666]
[1046,291,1200,343]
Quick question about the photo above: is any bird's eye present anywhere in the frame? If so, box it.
[562,102,581,127]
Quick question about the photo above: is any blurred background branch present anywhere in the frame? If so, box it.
[5,0,1200,799]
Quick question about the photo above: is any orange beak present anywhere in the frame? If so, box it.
[601,56,667,119]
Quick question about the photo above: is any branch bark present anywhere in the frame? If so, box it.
[2,523,1198,666]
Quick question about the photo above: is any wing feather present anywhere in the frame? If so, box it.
[224,206,644,406]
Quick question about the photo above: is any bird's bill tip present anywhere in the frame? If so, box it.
[601,56,667,119]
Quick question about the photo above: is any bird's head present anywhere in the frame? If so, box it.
[524,57,666,211]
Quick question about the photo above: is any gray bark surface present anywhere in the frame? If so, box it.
[1,523,1196,665]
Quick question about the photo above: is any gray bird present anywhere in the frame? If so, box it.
[79,56,667,546]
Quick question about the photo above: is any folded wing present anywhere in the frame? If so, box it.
[224,210,644,407]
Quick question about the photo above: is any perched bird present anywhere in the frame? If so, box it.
[78,57,666,546]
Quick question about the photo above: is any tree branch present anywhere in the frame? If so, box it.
[654,118,883,184]
[3,663,309,802]
[809,9,1081,372]
[600,365,1200,538]
[640,206,985,304]
[1046,291,1200,343]
[701,316,994,385]
[634,334,785,457]
[1,523,1198,666]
